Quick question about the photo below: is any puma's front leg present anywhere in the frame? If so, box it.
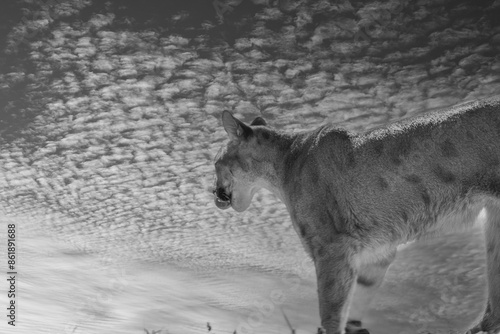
[314,243,357,334]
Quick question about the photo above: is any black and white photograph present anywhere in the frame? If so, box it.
[1,0,500,333]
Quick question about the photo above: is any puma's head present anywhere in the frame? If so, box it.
[213,111,271,212]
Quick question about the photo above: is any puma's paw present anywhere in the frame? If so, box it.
[346,329,369,334]
[315,321,370,334]
[346,320,370,334]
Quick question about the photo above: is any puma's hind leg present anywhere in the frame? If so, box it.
[346,249,397,334]
[467,203,500,334]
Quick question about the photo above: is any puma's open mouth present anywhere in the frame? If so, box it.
[213,189,231,210]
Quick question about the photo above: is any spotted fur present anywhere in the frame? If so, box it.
[213,97,500,334]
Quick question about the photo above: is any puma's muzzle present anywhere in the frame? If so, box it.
[213,187,231,210]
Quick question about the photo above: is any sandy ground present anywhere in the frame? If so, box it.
[1,0,499,333]
[1,214,488,334]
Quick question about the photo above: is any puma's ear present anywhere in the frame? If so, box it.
[222,110,252,142]
[250,117,267,126]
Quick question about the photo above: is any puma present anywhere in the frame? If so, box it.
[212,97,500,334]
